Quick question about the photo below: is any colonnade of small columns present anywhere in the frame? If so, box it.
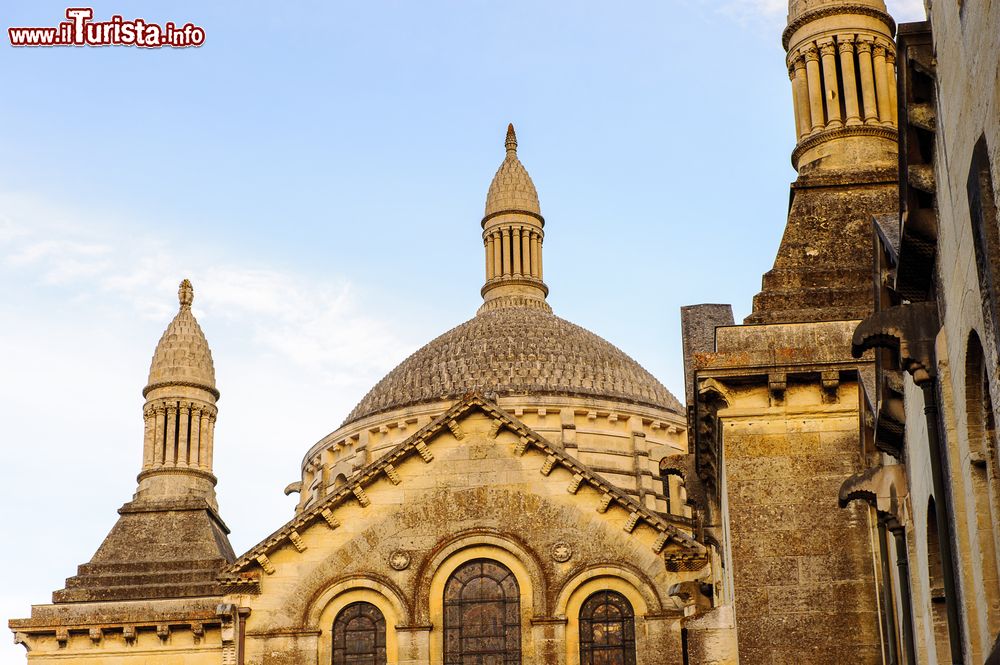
[788,33,897,139]
[141,399,217,471]
[484,224,544,282]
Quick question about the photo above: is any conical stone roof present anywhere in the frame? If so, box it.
[484,124,541,216]
[344,305,682,425]
[145,279,217,396]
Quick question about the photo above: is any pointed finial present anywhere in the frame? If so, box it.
[178,279,194,309]
[505,123,517,154]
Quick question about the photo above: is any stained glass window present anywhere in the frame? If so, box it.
[443,558,521,664]
[332,601,386,665]
[579,590,636,665]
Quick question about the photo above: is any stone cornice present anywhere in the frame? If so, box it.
[783,5,896,50]
[143,380,220,400]
[481,209,545,228]
[791,124,898,168]
[221,395,706,585]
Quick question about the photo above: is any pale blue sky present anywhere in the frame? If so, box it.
[1,1,924,658]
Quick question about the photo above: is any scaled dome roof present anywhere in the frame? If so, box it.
[343,126,682,426]
[145,279,217,395]
[484,124,541,216]
[344,305,682,425]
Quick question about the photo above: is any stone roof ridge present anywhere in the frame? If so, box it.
[222,393,703,584]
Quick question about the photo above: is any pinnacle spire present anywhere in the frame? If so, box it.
[505,123,517,153]
[179,278,194,309]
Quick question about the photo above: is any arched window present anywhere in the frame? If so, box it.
[443,558,521,664]
[579,590,637,665]
[965,332,1000,637]
[332,601,386,665]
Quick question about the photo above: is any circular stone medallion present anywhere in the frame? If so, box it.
[551,542,573,563]
[389,550,411,571]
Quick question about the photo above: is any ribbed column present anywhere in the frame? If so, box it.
[530,232,540,278]
[190,407,203,468]
[838,37,862,126]
[804,45,825,133]
[153,405,165,467]
[520,227,531,276]
[484,237,492,280]
[537,235,543,279]
[790,56,810,138]
[205,414,216,470]
[142,406,155,469]
[818,40,842,129]
[873,41,893,126]
[885,49,898,125]
[492,231,502,279]
[512,227,522,274]
[164,404,177,465]
[177,403,190,465]
[856,38,878,124]
[501,228,511,275]
[199,410,211,470]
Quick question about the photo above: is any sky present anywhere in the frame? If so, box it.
[0,0,926,658]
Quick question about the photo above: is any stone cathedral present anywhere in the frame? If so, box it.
[12,1,1000,664]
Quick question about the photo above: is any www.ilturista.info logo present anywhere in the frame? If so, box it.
[9,8,205,48]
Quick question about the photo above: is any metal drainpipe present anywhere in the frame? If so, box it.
[237,607,251,665]
[921,381,965,664]
[878,517,900,665]
[891,524,918,665]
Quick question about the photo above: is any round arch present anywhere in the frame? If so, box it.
[306,575,409,665]
[414,530,548,621]
[423,537,542,664]
[556,565,660,665]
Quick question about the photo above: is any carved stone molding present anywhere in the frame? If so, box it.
[791,124,897,167]
[783,5,895,49]
[838,464,910,525]
[852,301,940,383]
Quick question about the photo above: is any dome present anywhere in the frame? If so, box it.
[484,124,541,216]
[343,305,682,425]
[144,279,217,396]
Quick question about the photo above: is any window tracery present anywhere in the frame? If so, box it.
[579,590,637,665]
[443,558,521,664]
[332,601,386,665]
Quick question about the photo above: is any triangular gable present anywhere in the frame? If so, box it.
[221,393,705,588]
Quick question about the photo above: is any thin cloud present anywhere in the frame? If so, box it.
[0,193,414,387]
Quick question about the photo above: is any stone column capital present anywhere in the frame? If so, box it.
[803,44,820,61]
[818,40,836,57]
[856,37,875,53]
[873,42,887,58]
[837,37,856,54]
